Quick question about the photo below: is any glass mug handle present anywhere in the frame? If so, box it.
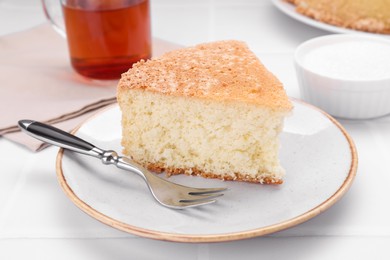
[41,0,66,38]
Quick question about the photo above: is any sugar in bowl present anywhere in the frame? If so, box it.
[294,34,390,119]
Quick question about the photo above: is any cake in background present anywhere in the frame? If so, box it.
[117,40,292,184]
[287,0,390,34]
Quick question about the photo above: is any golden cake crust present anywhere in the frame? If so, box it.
[147,162,283,185]
[118,40,292,112]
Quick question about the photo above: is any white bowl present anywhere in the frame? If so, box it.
[294,34,390,119]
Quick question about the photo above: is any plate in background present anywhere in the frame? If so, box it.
[272,0,390,38]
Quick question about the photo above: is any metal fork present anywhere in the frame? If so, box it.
[18,120,226,209]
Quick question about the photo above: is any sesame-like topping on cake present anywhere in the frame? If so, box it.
[119,40,292,111]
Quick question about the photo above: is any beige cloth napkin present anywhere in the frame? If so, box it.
[0,23,181,151]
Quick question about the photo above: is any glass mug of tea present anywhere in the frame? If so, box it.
[42,0,151,80]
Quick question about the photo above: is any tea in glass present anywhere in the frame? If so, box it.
[62,0,151,79]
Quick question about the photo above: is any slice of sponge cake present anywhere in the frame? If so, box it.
[117,40,292,184]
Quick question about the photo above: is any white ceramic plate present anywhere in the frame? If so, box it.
[271,0,390,38]
[56,100,357,242]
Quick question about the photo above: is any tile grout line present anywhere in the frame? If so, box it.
[1,234,390,241]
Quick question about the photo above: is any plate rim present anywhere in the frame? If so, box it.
[55,99,358,243]
[271,0,390,38]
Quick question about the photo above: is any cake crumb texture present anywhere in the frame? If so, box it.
[118,91,287,184]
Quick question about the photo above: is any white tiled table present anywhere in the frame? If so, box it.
[1,0,390,259]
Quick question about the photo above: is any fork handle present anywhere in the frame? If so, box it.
[18,120,101,157]
[19,119,148,178]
